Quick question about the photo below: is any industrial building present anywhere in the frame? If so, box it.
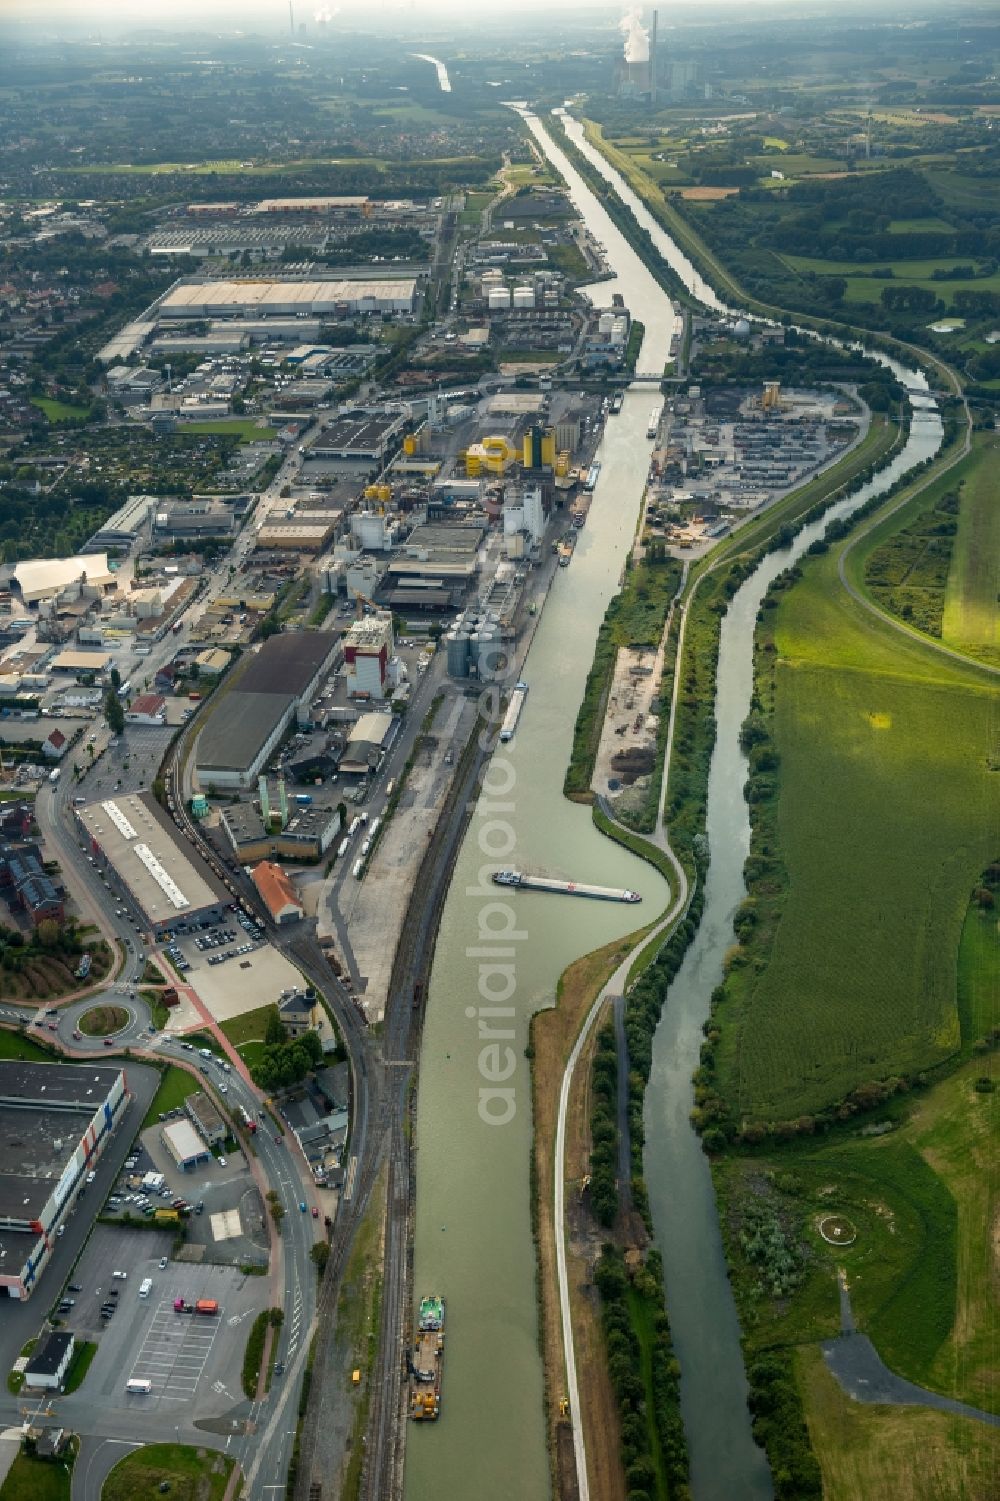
[252,861,304,925]
[339,712,395,776]
[303,412,407,463]
[0,1061,128,1301]
[195,631,338,790]
[344,616,394,701]
[82,494,157,553]
[12,555,116,607]
[76,791,229,935]
[24,1332,75,1390]
[385,521,486,589]
[185,1090,227,1147]
[161,1119,211,1171]
[220,797,341,863]
[158,278,417,319]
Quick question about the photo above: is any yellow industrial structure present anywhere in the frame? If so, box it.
[363,483,392,510]
[464,434,519,478]
[761,380,782,411]
[522,425,557,470]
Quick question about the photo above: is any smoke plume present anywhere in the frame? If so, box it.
[619,6,649,65]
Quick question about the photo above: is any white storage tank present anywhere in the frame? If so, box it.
[488,287,511,311]
[598,311,615,335]
[512,286,535,310]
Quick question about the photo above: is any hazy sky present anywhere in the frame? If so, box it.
[0,0,796,25]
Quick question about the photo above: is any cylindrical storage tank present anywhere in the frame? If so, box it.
[598,311,615,335]
[488,287,511,311]
[403,434,416,455]
[512,286,535,309]
[447,631,470,678]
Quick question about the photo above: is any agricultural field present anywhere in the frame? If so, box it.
[714,540,998,1127]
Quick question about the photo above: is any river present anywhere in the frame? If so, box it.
[405,101,941,1501]
[411,53,452,93]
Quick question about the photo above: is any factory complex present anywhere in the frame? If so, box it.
[0,1062,128,1301]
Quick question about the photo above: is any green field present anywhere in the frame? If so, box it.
[29,397,92,423]
[183,419,276,441]
[780,253,1000,307]
[956,900,999,1047]
[797,1346,1000,1501]
[941,435,1000,666]
[142,1065,200,1128]
[0,1452,70,1501]
[0,1030,56,1063]
[717,542,997,1125]
[102,1444,234,1501]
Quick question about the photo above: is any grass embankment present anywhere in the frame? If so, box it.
[0,1031,56,1063]
[102,1444,235,1501]
[62,1340,97,1394]
[78,1005,128,1037]
[564,555,682,800]
[940,434,999,664]
[221,1004,278,1073]
[708,535,996,1132]
[0,1451,71,1501]
[142,1065,200,1128]
[242,1309,281,1399]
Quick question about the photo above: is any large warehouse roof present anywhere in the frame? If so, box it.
[13,554,115,604]
[238,632,337,698]
[0,1061,122,1110]
[195,689,294,776]
[77,791,226,926]
[159,279,416,317]
[0,1062,124,1223]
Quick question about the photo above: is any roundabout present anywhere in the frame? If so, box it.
[78,1003,130,1037]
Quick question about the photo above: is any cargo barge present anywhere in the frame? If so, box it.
[493,870,641,904]
[409,1294,445,1421]
[499,681,528,743]
[584,461,601,491]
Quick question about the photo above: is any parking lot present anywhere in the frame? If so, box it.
[171,938,305,1023]
[129,1298,223,1401]
[63,1225,262,1415]
[160,906,266,979]
[74,722,174,803]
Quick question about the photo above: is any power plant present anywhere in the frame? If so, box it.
[615,6,660,104]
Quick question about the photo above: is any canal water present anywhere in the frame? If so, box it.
[405,405,672,1500]
[406,101,941,1501]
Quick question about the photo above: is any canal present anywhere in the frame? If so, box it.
[406,100,941,1501]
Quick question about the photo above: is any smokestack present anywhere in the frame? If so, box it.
[289,0,294,35]
[259,775,271,825]
[650,10,658,105]
[278,776,289,828]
